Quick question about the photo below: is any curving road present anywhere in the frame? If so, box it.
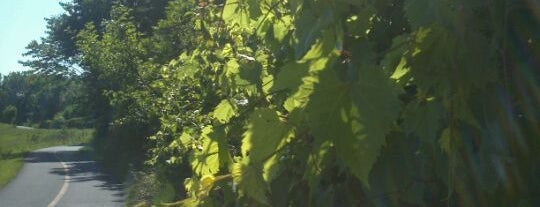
[0,146,124,207]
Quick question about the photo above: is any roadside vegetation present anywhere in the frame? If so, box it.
[0,123,92,188]
[1,0,539,206]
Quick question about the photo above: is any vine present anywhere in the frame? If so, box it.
[136,0,539,206]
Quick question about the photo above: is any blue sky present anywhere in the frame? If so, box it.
[0,0,64,75]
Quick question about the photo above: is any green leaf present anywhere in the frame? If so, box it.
[299,28,337,61]
[281,55,336,113]
[255,14,274,40]
[389,58,409,83]
[221,43,235,58]
[294,4,335,59]
[343,5,376,38]
[404,0,452,29]
[407,27,497,96]
[225,59,240,77]
[232,162,270,205]
[223,58,261,94]
[283,75,318,113]
[305,63,400,187]
[382,35,411,84]
[273,15,292,42]
[180,129,195,146]
[223,0,251,28]
[213,99,237,124]
[270,61,310,92]
[242,108,292,164]
[305,140,333,194]
[402,99,445,144]
[246,0,262,18]
[262,152,281,183]
[190,126,224,176]
[238,61,263,84]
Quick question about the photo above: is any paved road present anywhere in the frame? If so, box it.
[0,146,124,207]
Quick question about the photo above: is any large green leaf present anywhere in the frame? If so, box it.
[242,108,292,164]
[305,63,400,187]
[407,27,497,97]
[402,99,445,144]
[232,162,270,205]
[270,61,310,92]
[294,2,335,59]
[280,47,337,113]
[273,15,292,42]
[190,126,226,176]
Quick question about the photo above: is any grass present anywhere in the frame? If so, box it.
[0,123,93,188]
[0,158,23,189]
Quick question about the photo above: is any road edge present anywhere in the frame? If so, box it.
[47,151,70,207]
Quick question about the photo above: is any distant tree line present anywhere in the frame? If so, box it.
[0,71,92,128]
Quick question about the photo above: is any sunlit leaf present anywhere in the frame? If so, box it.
[306,63,400,187]
[213,99,237,124]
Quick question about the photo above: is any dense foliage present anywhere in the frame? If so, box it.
[23,0,540,206]
[0,72,90,128]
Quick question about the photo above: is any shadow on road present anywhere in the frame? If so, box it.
[26,148,124,204]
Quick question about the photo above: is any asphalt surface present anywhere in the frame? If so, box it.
[0,146,124,207]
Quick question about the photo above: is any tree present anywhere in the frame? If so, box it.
[77,5,158,178]
[20,0,114,75]
[2,105,17,125]
[0,71,89,127]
